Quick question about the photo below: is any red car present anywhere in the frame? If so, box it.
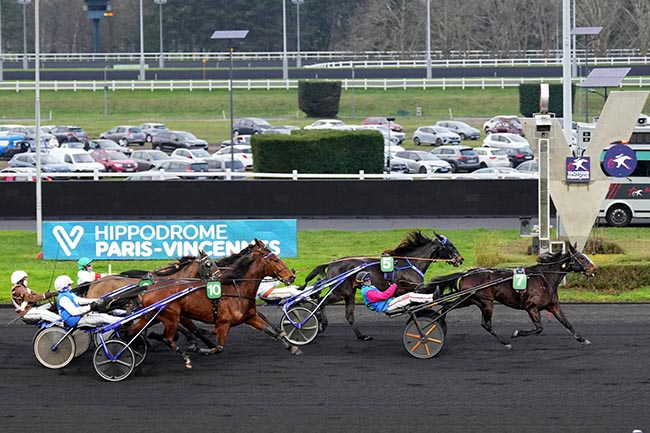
[362,117,404,133]
[483,116,524,136]
[90,149,138,172]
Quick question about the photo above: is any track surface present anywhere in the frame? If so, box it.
[1,304,649,433]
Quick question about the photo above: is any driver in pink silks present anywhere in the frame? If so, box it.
[356,271,433,313]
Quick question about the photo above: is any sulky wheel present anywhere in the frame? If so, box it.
[72,329,92,357]
[402,314,446,359]
[93,339,135,382]
[280,306,319,346]
[125,334,148,367]
[33,326,76,369]
[297,299,327,333]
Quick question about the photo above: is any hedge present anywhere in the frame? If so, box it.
[298,81,342,118]
[564,263,650,293]
[519,83,576,118]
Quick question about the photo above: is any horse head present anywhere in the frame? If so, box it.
[198,248,220,279]
[434,232,464,267]
[251,239,296,285]
[566,242,598,277]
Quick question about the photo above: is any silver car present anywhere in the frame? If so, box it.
[413,126,461,146]
[435,120,481,140]
[100,125,146,147]
[394,150,452,174]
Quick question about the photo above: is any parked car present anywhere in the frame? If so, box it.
[130,149,171,171]
[205,155,247,179]
[471,167,538,179]
[89,149,138,172]
[8,152,72,174]
[0,125,56,151]
[413,126,461,146]
[358,125,406,144]
[125,171,181,181]
[394,150,452,174]
[49,125,88,144]
[482,132,531,148]
[153,159,210,180]
[434,120,481,140]
[362,117,404,133]
[170,148,212,161]
[220,134,252,148]
[265,125,300,135]
[483,116,524,135]
[502,146,535,168]
[100,125,146,146]
[232,118,273,135]
[0,135,31,159]
[87,139,133,156]
[151,130,209,153]
[213,144,253,170]
[0,167,52,182]
[303,119,346,130]
[430,145,480,172]
[473,147,511,168]
[385,154,411,174]
[137,123,169,143]
[49,148,105,172]
[516,159,539,174]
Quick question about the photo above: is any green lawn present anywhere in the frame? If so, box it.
[3,226,649,304]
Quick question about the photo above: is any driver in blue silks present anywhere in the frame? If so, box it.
[356,271,433,313]
[54,275,121,328]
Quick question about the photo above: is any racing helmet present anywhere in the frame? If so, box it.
[11,270,28,285]
[77,257,93,270]
[54,275,74,292]
[355,271,371,284]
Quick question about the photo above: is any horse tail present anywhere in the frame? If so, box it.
[299,263,329,289]
[419,271,467,297]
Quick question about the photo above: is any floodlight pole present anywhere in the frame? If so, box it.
[426,0,431,80]
[0,0,4,81]
[229,43,234,167]
[282,0,288,80]
[34,0,41,245]
[386,117,395,173]
[139,0,145,80]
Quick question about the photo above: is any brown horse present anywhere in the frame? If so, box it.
[420,243,598,349]
[126,239,299,368]
[83,249,219,299]
[301,231,464,340]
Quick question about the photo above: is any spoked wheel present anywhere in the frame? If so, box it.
[124,334,148,367]
[402,313,446,359]
[93,339,136,382]
[297,300,327,333]
[72,329,92,357]
[280,306,319,346]
[33,327,76,369]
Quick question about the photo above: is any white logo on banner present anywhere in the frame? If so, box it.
[52,225,84,256]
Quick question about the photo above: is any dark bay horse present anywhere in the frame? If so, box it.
[83,249,219,298]
[126,239,299,369]
[301,230,464,340]
[420,243,598,348]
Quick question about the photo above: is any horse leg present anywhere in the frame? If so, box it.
[246,313,302,356]
[512,307,544,338]
[158,315,193,369]
[477,303,512,349]
[344,296,371,341]
[180,317,217,353]
[548,303,591,345]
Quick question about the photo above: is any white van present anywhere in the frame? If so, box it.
[49,148,105,172]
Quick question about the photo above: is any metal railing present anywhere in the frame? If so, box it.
[1,76,649,92]
[0,48,647,64]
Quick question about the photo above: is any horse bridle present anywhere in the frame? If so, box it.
[259,249,294,285]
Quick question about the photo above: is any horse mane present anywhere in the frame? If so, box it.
[383,230,435,256]
[154,255,198,276]
[219,254,256,282]
[536,250,566,265]
[215,244,255,268]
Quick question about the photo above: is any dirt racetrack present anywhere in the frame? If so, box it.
[1,304,649,433]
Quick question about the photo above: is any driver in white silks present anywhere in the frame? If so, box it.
[256,277,303,302]
[54,275,122,328]
[356,271,434,313]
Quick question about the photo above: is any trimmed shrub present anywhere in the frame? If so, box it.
[519,84,575,117]
[564,263,650,293]
[298,81,341,118]
[251,130,384,174]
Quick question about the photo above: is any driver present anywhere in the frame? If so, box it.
[256,277,303,302]
[77,257,106,285]
[10,270,61,324]
[356,271,434,313]
[54,275,121,328]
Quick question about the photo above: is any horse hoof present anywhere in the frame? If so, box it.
[185,363,193,369]
[359,335,373,341]
[582,339,592,346]
[291,348,303,356]
[511,330,519,338]
[187,344,198,352]
[504,344,512,350]
[198,348,212,356]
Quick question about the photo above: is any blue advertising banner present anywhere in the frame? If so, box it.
[43,219,297,260]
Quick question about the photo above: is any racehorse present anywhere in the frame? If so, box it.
[301,230,464,340]
[420,242,597,348]
[82,249,219,299]
[125,239,299,369]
